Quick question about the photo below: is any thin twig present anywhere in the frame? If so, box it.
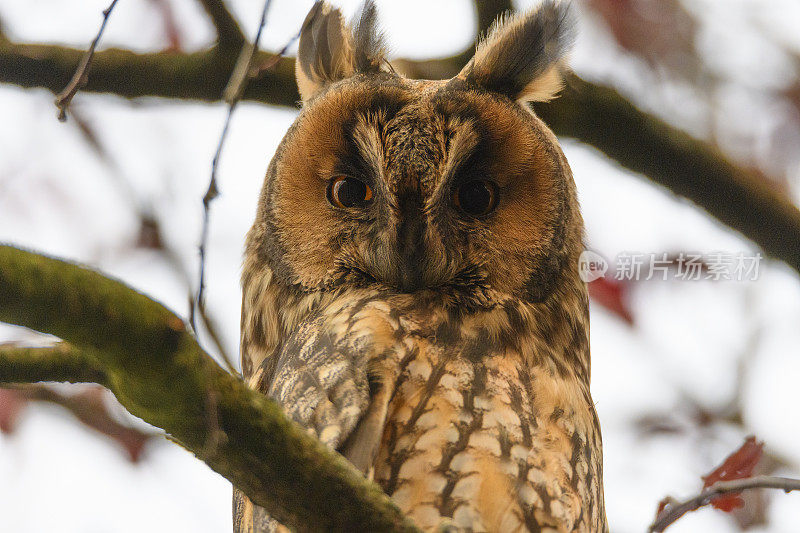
[192,104,232,333]
[191,0,298,333]
[195,293,238,374]
[649,475,800,532]
[250,30,300,79]
[54,0,120,122]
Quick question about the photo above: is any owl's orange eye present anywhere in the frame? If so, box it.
[327,176,373,208]
[454,180,498,217]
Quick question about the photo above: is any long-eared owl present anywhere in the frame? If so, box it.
[234,1,606,531]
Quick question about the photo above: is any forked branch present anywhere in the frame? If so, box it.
[53,0,120,122]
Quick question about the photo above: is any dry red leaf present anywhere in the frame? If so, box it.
[2,385,156,462]
[588,277,634,324]
[60,387,154,463]
[0,388,28,434]
[146,0,183,52]
[702,436,765,512]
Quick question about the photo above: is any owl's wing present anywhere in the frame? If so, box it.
[262,317,371,450]
[257,310,395,463]
[235,301,398,533]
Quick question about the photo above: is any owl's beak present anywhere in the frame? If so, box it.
[396,195,427,293]
[398,261,425,293]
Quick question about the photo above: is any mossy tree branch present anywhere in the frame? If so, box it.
[0,343,109,385]
[0,244,418,533]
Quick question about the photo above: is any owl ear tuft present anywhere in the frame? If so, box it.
[295,1,387,103]
[458,0,575,103]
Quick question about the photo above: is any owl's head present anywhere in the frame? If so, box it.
[247,0,582,308]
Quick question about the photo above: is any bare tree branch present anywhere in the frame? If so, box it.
[53,0,120,122]
[649,476,800,532]
[192,0,296,334]
[534,74,800,278]
[0,244,418,533]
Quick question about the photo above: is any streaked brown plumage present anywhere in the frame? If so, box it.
[234,1,607,531]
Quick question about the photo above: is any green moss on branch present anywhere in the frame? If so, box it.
[0,344,108,385]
